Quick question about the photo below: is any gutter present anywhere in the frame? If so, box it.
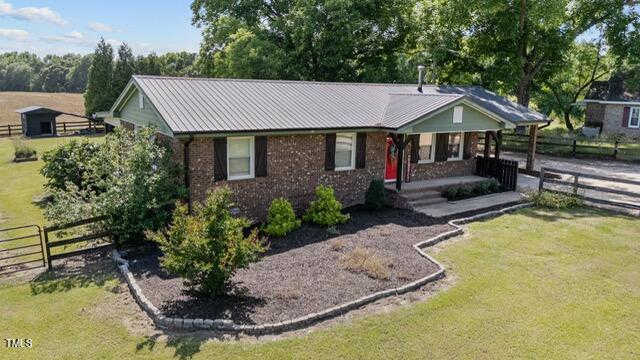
[183,135,194,213]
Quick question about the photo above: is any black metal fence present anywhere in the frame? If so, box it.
[0,225,46,276]
[43,215,111,269]
[474,156,519,191]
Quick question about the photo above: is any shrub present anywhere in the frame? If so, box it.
[303,185,349,227]
[442,179,502,201]
[44,127,185,244]
[41,139,100,191]
[13,141,36,159]
[263,198,301,237]
[528,191,583,209]
[329,238,347,251]
[148,187,265,295]
[340,247,391,280]
[365,179,386,210]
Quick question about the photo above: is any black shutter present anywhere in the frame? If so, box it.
[463,132,473,160]
[255,136,267,177]
[355,133,367,168]
[435,133,449,162]
[409,134,420,163]
[325,133,336,171]
[213,137,227,181]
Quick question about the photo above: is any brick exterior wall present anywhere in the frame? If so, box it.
[186,132,387,221]
[405,132,478,182]
[600,104,640,139]
[585,103,606,127]
[122,121,480,221]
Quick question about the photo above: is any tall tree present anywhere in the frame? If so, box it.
[535,40,611,130]
[112,43,136,99]
[84,38,114,115]
[191,0,413,82]
[415,0,639,106]
[66,54,93,93]
[42,64,69,92]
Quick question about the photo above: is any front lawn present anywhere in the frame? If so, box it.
[1,207,638,359]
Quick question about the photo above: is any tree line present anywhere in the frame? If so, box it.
[0,52,92,93]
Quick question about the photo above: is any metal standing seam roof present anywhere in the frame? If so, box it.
[15,106,63,115]
[127,75,548,134]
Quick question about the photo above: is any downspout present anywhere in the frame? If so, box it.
[183,135,194,214]
[538,120,552,130]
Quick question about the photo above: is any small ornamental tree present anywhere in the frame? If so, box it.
[365,179,386,210]
[148,187,265,295]
[263,198,301,237]
[41,139,100,191]
[303,185,350,227]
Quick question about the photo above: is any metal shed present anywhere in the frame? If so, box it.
[15,106,62,137]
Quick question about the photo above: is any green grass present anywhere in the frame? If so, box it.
[1,207,638,359]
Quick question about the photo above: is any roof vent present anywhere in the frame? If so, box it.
[417,65,425,93]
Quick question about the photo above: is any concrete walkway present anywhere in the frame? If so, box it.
[414,191,524,218]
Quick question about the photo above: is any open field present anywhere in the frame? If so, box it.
[0,91,85,125]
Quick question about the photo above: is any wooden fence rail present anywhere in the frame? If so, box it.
[0,120,104,137]
[43,215,111,269]
[539,167,640,211]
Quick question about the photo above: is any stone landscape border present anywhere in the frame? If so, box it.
[112,202,532,335]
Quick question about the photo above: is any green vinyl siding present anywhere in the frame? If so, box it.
[119,88,173,136]
[400,104,508,133]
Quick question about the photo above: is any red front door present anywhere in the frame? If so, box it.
[385,136,397,181]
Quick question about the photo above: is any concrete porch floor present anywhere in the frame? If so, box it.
[414,191,524,218]
[385,175,488,193]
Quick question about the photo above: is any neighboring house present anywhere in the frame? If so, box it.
[103,75,547,220]
[581,79,640,139]
[15,106,61,137]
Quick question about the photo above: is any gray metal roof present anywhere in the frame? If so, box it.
[129,75,548,134]
[15,106,62,115]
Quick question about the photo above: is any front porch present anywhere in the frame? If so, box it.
[385,175,489,209]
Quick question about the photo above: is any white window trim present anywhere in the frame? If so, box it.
[416,133,435,164]
[138,92,144,109]
[334,132,357,171]
[447,132,465,161]
[629,107,640,128]
[227,136,255,181]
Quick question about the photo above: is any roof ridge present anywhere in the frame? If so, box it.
[133,75,484,89]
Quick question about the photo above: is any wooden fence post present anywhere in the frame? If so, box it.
[538,167,545,191]
[7,124,11,137]
[613,140,619,159]
[572,139,577,156]
[63,122,67,133]
[43,230,52,270]
[573,174,579,195]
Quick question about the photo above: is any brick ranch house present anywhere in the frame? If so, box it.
[102,74,547,220]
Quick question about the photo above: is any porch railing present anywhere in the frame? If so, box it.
[474,156,518,191]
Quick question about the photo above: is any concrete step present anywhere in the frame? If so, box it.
[408,196,448,208]
[401,190,443,201]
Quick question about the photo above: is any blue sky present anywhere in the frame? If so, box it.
[0,0,202,55]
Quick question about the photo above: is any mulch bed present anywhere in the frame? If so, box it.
[124,207,455,324]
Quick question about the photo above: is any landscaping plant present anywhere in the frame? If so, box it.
[303,185,349,227]
[528,190,583,209]
[442,179,502,201]
[263,198,301,237]
[44,127,185,244]
[13,140,36,159]
[365,179,386,210]
[41,139,100,191]
[148,187,265,295]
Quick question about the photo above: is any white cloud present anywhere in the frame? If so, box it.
[0,28,29,42]
[0,0,67,26]
[41,31,93,46]
[88,21,117,32]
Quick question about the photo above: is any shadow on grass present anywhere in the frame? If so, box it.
[136,332,238,360]
[29,253,116,295]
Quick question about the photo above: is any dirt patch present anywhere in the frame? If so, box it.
[125,207,453,325]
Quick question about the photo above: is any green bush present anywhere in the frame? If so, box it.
[529,191,583,209]
[303,185,350,227]
[442,179,502,201]
[41,139,100,191]
[44,127,185,244]
[263,198,301,237]
[148,187,265,295]
[13,141,36,159]
[365,179,386,210]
